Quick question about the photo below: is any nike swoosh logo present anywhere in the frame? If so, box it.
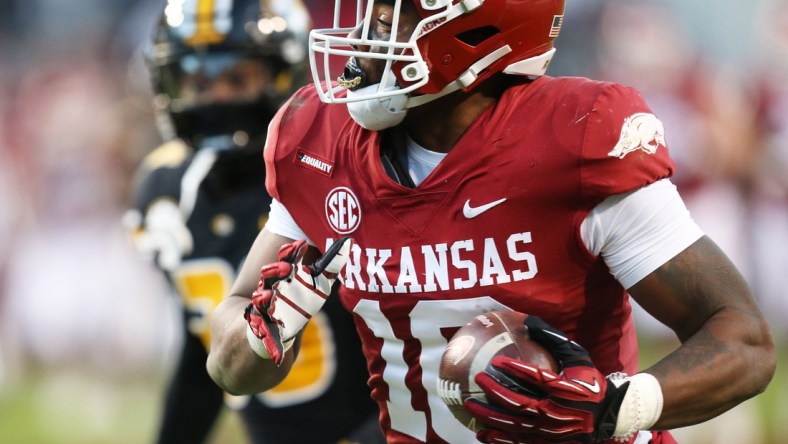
[463,198,507,219]
[570,378,601,394]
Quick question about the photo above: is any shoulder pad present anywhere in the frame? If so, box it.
[141,139,191,171]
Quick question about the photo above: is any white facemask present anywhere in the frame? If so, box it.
[346,81,408,131]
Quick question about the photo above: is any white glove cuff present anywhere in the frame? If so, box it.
[246,324,295,360]
[611,372,664,440]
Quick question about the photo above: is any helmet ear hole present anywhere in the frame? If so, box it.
[455,26,500,47]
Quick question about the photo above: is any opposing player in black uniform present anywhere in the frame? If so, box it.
[125,1,382,442]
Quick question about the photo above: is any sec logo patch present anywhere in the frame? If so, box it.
[325,187,361,234]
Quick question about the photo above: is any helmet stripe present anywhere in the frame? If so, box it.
[185,0,231,46]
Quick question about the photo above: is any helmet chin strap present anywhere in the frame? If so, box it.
[347,45,557,130]
[406,44,513,108]
[406,46,556,108]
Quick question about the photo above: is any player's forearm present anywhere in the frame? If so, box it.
[645,308,775,429]
[628,236,776,430]
[206,295,296,395]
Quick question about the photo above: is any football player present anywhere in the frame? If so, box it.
[206,1,776,443]
[126,0,382,443]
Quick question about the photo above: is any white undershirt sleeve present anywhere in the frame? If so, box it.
[580,178,704,289]
[265,199,314,246]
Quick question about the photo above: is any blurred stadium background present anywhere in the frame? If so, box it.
[0,0,785,443]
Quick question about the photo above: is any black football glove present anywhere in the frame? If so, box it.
[465,315,630,443]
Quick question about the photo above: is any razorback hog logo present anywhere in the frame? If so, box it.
[608,113,666,159]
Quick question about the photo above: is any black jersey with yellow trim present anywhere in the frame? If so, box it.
[129,140,381,443]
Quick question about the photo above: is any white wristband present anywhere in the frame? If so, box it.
[246,324,295,360]
[611,372,664,440]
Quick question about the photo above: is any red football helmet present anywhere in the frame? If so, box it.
[309,0,566,107]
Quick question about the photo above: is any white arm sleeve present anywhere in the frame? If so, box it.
[265,199,315,246]
[580,179,704,289]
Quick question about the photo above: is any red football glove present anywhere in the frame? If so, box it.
[244,237,352,365]
[465,315,630,443]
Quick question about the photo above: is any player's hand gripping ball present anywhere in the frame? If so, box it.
[463,315,634,444]
[437,310,558,431]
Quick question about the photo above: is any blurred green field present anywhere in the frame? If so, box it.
[0,340,784,444]
[0,365,247,444]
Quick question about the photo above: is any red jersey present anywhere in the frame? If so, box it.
[265,76,675,443]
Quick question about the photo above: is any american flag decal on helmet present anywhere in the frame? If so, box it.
[549,15,564,37]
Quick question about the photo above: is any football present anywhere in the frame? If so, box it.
[437,310,559,431]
